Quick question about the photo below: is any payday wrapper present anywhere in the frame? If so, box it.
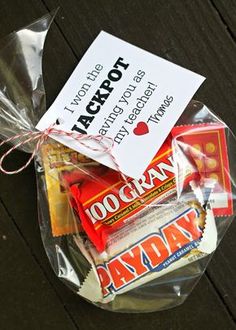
[75,199,217,303]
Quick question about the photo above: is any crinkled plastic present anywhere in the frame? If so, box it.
[0,15,236,313]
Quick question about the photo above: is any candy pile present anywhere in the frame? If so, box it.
[41,122,232,303]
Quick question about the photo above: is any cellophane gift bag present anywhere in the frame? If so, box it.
[0,14,235,313]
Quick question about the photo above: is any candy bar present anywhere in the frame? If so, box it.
[75,197,217,303]
[172,123,233,216]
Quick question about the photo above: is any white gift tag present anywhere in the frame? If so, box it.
[36,31,205,179]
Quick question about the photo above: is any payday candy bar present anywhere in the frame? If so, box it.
[75,198,217,302]
[97,201,206,298]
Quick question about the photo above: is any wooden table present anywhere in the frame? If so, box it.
[0,1,236,329]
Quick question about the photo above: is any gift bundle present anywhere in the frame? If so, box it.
[0,14,235,313]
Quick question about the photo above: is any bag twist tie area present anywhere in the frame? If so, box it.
[0,125,127,181]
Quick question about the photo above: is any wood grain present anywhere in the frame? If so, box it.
[0,202,77,330]
[212,0,236,40]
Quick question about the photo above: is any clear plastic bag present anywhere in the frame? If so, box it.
[0,15,235,313]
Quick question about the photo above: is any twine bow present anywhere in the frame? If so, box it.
[0,126,128,183]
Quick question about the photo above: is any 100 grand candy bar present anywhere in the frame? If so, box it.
[79,199,214,302]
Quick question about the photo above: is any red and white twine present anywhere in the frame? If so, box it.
[0,126,128,183]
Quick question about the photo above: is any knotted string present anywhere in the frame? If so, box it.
[0,125,128,185]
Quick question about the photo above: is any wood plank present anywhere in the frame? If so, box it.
[0,0,236,328]
[212,0,236,39]
[0,201,77,330]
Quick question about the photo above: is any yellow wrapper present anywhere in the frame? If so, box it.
[41,142,94,236]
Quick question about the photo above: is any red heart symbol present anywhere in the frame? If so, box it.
[133,121,149,136]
